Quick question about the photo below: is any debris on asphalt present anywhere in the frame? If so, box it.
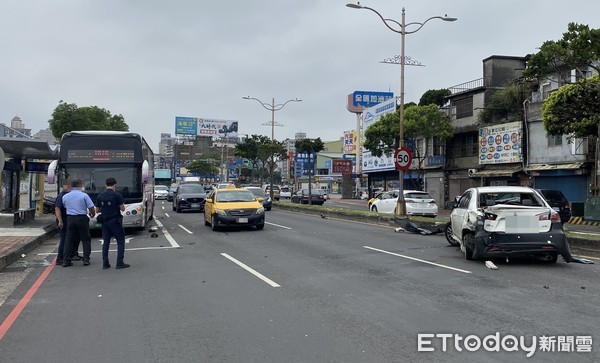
[149,226,158,232]
[393,218,444,235]
[151,233,159,238]
[485,261,498,270]
[543,286,549,289]
[570,257,595,264]
[394,227,404,233]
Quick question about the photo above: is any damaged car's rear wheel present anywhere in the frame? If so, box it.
[462,233,474,260]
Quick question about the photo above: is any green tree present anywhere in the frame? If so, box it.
[524,23,600,82]
[295,138,324,204]
[185,159,220,177]
[542,75,600,138]
[419,89,451,107]
[478,81,531,123]
[257,140,288,198]
[363,105,453,189]
[48,101,129,140]
[234,134,270,184]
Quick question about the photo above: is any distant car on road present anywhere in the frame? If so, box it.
[370,190,438,217]
[280,186,292,199]
[245,187,272,211]
[167,184,178,202]
[264,185,281,201]
[173,183,207,213]
[204,186,265,231]
[291,189,326,205]
[154,185,169,200]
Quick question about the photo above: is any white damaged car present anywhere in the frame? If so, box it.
[447,186,572,263]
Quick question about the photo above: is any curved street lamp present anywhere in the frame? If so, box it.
[346,3,456,218]
[242,96,302,199]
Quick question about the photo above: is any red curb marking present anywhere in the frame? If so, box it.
[0,259,56,340]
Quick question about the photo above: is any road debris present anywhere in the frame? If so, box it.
[485,261,498,270]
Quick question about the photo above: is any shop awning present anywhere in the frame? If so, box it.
[470,168,522,177]
[525,162,584,171]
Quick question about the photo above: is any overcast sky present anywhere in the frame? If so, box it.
[2,0,599,151]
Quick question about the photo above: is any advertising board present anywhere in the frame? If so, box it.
[478,121,522,165]
[362,97,397,172]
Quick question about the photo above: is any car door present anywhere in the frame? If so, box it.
[450,190,472,242]
[377,192,398,213]
[204,190,215,222]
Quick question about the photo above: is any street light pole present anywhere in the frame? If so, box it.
[346,3,456,218]
[242,96,302,200]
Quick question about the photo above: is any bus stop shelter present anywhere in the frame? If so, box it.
[0,137,58,226]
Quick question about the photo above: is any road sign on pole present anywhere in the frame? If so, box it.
[394,146,412,171]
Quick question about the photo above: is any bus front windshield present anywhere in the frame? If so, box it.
[62,164,142,202]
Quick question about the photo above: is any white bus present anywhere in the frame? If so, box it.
[48,131,155,229]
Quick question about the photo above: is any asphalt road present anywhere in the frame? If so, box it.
[0,200,598,362]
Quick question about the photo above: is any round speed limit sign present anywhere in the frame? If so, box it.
[394,146,412,171]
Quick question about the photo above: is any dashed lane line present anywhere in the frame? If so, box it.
[221,253,281,287]
[363,245,472,274]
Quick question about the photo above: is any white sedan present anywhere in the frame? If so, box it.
[154,185,169,200]
[370,190,438,217]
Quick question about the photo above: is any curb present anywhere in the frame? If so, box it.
[274,203,600,258]
[567,217,600,226]
[0,228,57,272]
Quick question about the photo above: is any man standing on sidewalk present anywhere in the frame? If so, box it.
[61,179,95,267]
[95,177,129,270]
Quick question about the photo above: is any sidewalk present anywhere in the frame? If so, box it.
[0,214,57,271]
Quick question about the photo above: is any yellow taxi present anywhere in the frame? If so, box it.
[204,185,265,231]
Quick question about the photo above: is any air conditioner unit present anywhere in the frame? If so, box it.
[468,168,477,177]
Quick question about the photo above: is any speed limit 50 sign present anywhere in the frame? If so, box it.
[393,146,413,171]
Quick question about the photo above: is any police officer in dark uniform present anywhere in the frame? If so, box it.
[95,177,129,270]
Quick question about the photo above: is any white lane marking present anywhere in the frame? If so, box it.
[179,224,193,234]
[265,222,292,230]
[363,246,472,274]
[155,219,181,248]
[221,253,281,288]
[165,213,170,218]
[39,246,178,257]
[97,237,134,245]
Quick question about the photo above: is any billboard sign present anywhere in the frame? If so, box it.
[294,153,315,177]
[332,159,353,174]
[362,97,398,173]
[198,118,238,137]
[175,117,198,136]
[343,130,356,154]
[478,121,523,165]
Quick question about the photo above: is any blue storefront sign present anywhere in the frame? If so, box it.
[352,91,394,107]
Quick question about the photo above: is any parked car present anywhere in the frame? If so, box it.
[173,184,207,213]
[167,184,178,202]
[280,186,292,199]
[536,189,571,224]
[290,189,326,205]
[204,186,265,231]
[448,186,569,263]
[370,190,438,217]
[154,185,169,200]
[245,186,272,211]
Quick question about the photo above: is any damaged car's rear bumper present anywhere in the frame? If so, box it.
[471,223,573,261]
